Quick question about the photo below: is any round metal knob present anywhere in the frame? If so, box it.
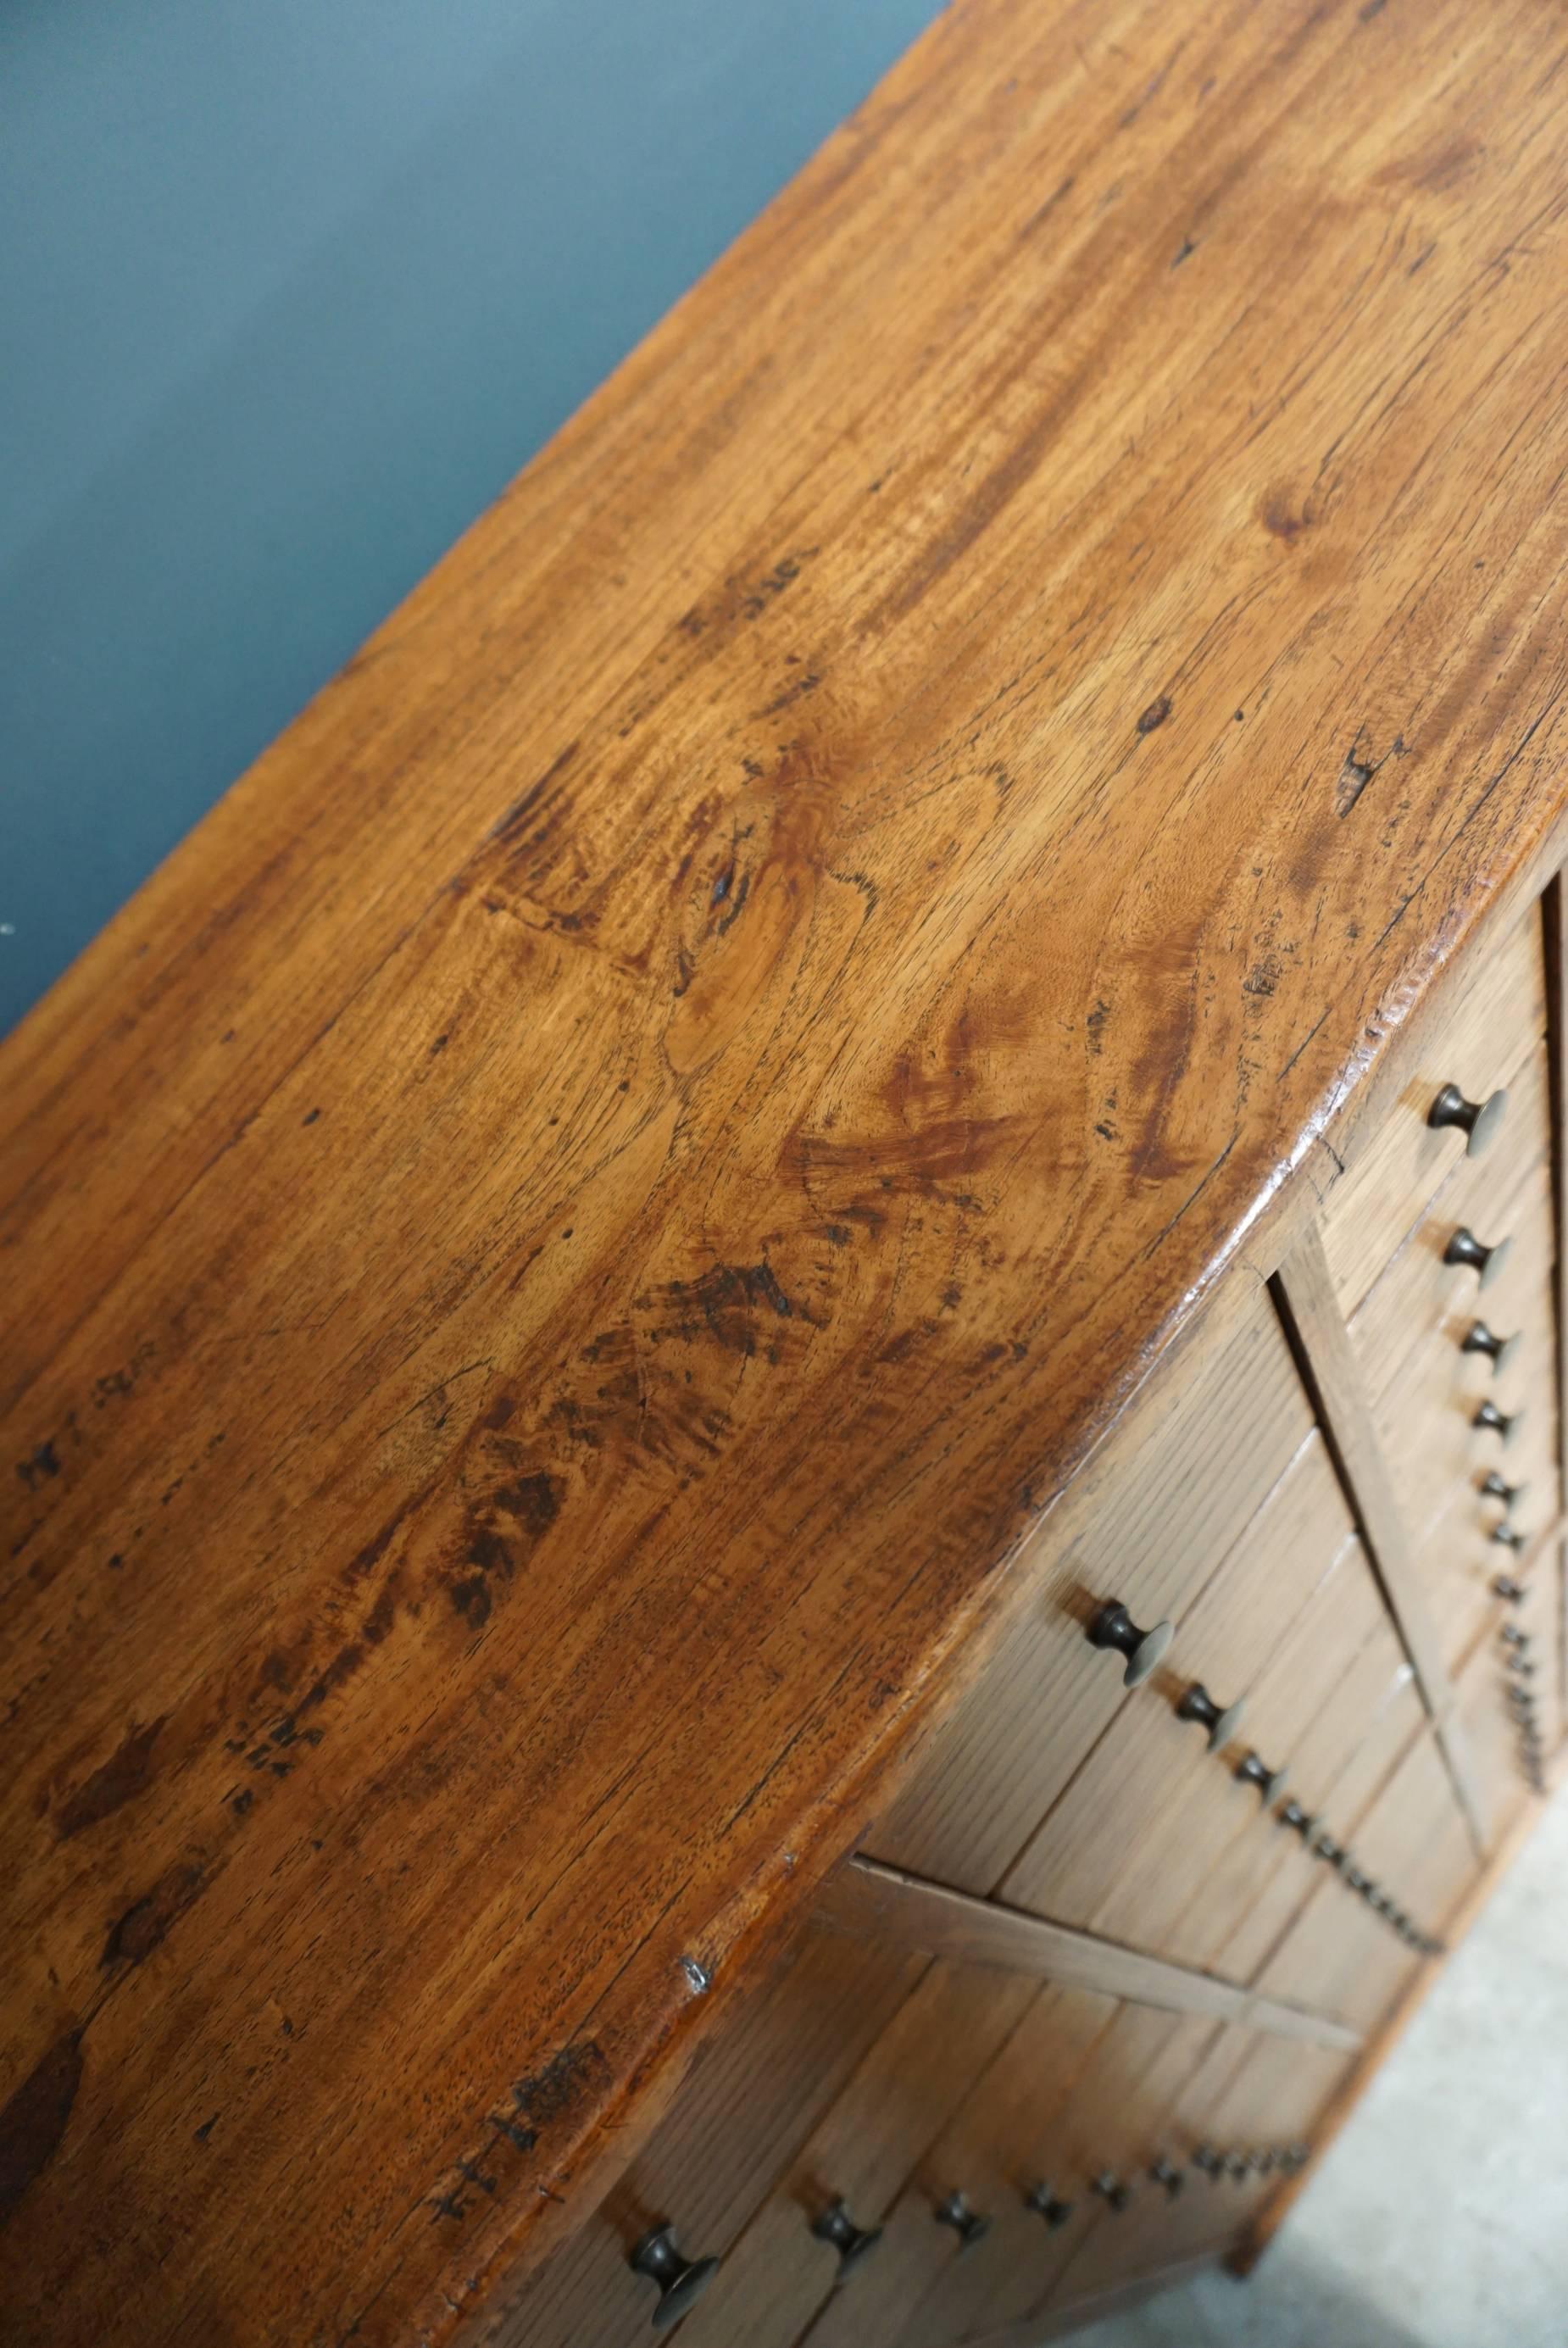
[1193,2146,1225,2179]
[1314,1832,1345,1867]
[630,2226,720,2329]
[812,2198,882,2279]
[1176,1680,1246,1751]
[1278,1799,1319,1841]
[1443,1226,1513,1286]
[1501,1622,1532,1648]
[1235,1749,1289,1803]
[1281,2144,1310,2173]
[1494,1575,1527,1605]
[1025,2181,1074,2230]
[1223,2152,1249,2182]
[1482,1472,1529,1515]
[1461,1320,1521,1376]
[1491,1523,1528,1555]
[1092,2173,1132,2213]
[1344,1864,1372,1895]
[1087,1600,1174,1689]
[1148,2156,1184,2200]
[1473,1398,1525,1445]
[934,2190,990,2251]
[1506,1652,1537,1677]
[1428,1082,1507,1156]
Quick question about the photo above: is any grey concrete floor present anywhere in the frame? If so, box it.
[1068,1786,1568,2348]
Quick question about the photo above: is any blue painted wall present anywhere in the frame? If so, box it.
[0,0,942,1037]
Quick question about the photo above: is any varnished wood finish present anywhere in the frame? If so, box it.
[818,1857,1362,2051]
[6,3,1568,2343]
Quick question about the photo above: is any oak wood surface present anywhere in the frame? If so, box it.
[6,1,1568,2341]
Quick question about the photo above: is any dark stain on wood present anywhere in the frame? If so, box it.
[0,2030,83,2225]
[101,1863,204,1970]
[55,1717,166,1841]
[1136,695,1172,734]
[15,1440,59,1492]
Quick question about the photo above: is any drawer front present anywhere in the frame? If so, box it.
[1318,906,1545,1319]
[1453,1560,1562,1846]
[824,1994,1216,2348]
[1346,1044,1550,1394]
[864,1280,1314,1895]
[1207,1583,1426,1987]
[994,1438,1362,1963]
[478,1916,926,2348]
[1252,1730,1476,2034]
[669,1950,1044,2348]
[1362,1151,1556,1550]
[1419,1449,1562,1679]
[1044,2023,1352,2317]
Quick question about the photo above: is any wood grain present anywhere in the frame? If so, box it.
[6,1,1568,2340]
[1271,1221,1489,1844]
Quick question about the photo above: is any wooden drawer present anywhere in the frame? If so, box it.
[1251,1731,1476,2036]
[1209,1590,1427,1986]
[1044,2024,1352,2320]
[1420,1444,1562,1679]
[1452,1563,1561,1848]
[1347,1041,1550,1404]
[475,1913,926,2348]
[993,1438,1362,1965]
[825,1995,1220,2348]
[1318,906,1545,1318]
[1360,1149,1556,1549]
[864,1281,1313,1895]
[668,1950,1045,2348]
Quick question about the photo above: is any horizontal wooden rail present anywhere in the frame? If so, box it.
[818,1856,1363,2054]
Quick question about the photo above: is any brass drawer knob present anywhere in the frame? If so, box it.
[1443,1225,1512,1286]
[934,2190,990,2251]
[1491,1522,1528,1555]
[1461,1319,1521,1375]
[1149,2156,1184,2199]
[1176,1680,1246,1751]
[1234,1749,1289,1803]
[1481,1472,1528,1514]
[1087,1599,1174,1689]
[1026,2181,1075,2229]
[811,2198,882,2279]
[1428,1082,1507,1155]
[1092,2173,1133,2213]
[630,2225,720,2329]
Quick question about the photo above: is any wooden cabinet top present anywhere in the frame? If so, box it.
[3,3,1567,2340]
